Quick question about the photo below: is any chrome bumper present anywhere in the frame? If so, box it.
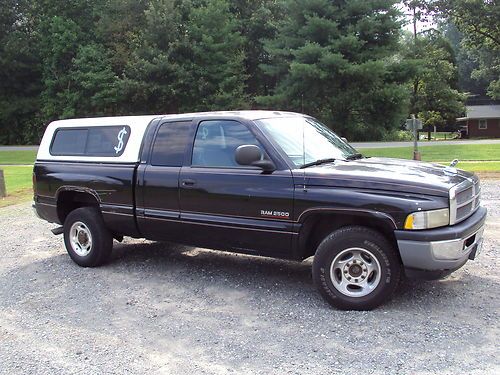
[395,207,487,277]
[430,227,484,261]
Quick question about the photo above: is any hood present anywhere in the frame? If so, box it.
[297,157,475,197]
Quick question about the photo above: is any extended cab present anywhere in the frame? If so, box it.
[33,111,487,310]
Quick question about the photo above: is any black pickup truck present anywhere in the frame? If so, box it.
[33,111,486,310]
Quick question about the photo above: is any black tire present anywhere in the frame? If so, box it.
[63,207,113,267]
[312,226,401,310]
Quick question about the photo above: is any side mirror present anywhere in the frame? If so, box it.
[341,137,348,143]
[235,145,275,173]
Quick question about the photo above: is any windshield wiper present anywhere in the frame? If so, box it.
[346,153,363,160]
[300,158,336,169]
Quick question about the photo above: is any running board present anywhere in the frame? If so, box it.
[51,226,64,235]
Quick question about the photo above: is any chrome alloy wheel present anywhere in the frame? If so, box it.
[69,221,93,257]
[330,247,381,297]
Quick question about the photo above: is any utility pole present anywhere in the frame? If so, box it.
[411,3,419,126]
[412,114,421,161]
[0,169,6,198]
[406,114,422,161]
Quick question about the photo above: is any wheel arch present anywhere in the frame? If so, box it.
[296,209,398,260]
[55,186,101,224]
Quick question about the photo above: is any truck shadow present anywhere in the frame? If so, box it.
[110,239,314,286]
[1,237,487,317]
[108,239,478,310]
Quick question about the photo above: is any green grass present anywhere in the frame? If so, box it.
[2,165,32,191]
[360,144,500,162]
[451,161,500,172]
[0,150,37,164]
[0,143,498,209]
[359,144,500,173]
[0,166,33,207]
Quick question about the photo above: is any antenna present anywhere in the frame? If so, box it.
[302,118,307,191]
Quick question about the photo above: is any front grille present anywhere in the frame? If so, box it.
[456,187,473,205]
[457,202,473,219]
[450,178,481,225]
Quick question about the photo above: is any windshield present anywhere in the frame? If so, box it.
[256,116,360,167]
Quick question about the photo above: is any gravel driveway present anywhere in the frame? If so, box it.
[1,182,499,374]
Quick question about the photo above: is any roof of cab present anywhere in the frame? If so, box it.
[162,110,303,121]
[161,110,303,121]
[47,110,303,128]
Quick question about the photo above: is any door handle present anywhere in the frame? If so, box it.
[181,179,196,187]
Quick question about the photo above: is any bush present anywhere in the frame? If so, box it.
[381,130,413,142]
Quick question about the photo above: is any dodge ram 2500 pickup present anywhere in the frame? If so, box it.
[33,111,487,310]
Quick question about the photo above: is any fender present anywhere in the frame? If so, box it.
[292,207,398,260]
[55,185,102,204]
[297,207,397,229]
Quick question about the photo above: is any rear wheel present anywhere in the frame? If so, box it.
[63,207,113,267]
[312,226,401,310]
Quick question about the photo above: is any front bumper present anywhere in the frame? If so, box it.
[395,207,487,280]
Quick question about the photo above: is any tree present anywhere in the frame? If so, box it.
[186,0,249,110]
[5,0,479,144]
[230,0,282,99]
[402,31,465,132]
[444,23,490,96]
[430,0,499,47]
[427,0,500,99]
[118,0,184,114]
[93,0,149,75]
[0,0,42,144]
[401,1,465,137]
[259,0,410,141]
[37,15,86,119]
[120,0,248,114]
[69,43,121,115]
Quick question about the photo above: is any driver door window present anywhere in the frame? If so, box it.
[192,120,263,167]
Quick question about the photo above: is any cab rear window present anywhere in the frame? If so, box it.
[50,126,130,157]
[150,121,192,166]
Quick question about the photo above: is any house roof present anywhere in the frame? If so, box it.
[457,105,500,121]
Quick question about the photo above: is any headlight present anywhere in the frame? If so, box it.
[404,208,450,230]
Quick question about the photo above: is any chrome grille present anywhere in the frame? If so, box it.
[456,188,473,205]
[457,202,473,219]
[449,177,481,225]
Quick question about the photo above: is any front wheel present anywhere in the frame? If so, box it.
[312,226,401,310]
[63,207,113,267]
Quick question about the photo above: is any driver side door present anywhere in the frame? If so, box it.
[179,119,295,257]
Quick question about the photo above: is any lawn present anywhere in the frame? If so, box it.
[0,143,498,209]
[0,150,37,207]
[451,161,500,172]
[359,144,500,172]
[359,144,500,162]
[0,166,33,207]
[0,150,37,164]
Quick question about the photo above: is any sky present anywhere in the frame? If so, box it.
[400,4,437,34]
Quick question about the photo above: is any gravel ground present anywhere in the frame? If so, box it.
[1,182,499,375]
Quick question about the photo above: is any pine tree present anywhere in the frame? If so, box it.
[259,0,410,140]
[121,0,248,114]
[0,0,42,144]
